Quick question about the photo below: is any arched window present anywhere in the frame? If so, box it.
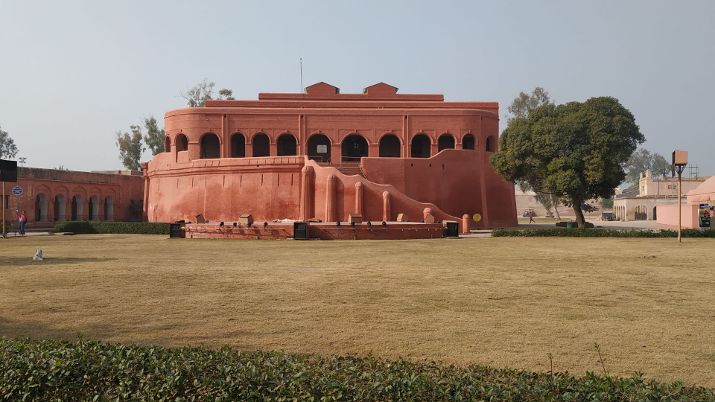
[176,134,188,152]
[307,133,331,163]
[277,133,297,156]
[485,135,496,152]
[88,195,99,221]
[164,136,171,152]
[252,133,270,157]
[652,206,657,220]
[54,194,66,222]
[379,134,401,157]
[410,133,431,158]
[231,133,245,157]
[200,133,221,159]
[438,133,455,151]
[104,196,114,221]
[341,134,369,162]
[71,195,83,221]
[35,193,48,222]
[462,134,475,150]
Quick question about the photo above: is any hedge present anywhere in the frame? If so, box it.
[492,227,715,238]
[53,221,170,235]
[0,338,712,401]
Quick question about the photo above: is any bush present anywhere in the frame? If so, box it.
[492,227,715,238]
[53,221,170,235]
[0,338,711,401]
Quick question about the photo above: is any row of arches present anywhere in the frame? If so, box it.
[33,193,113,222]
[169,131,495,162]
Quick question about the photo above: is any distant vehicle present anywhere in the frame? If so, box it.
[601,211,615,221]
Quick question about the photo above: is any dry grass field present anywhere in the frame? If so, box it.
[1,234,713,387]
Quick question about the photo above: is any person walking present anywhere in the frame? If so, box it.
[528,210,536,224]
[16,210,27,236]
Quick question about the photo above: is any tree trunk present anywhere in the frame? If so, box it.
[552,195,561,220]
[572,201,586,228]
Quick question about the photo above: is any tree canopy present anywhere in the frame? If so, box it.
[115,126,145,171]
[492,97,644,227]
[143,116,165,156]
[0,125,19,159]
[507,87,552,121]
[624,148,670,184]
[181,79,234,107]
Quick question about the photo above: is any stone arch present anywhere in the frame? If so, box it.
[438,133,455,151]
[252,132,270,157]
[277,133,297,156]
[462,134,475,150]
[164,136,171,152]
[230,133,246,157]
[410,133,431,158]
[379,134,401,157]
[71,194,84,221]
[175,133,188,152]
[486,135,496,152]
[35,193,49,222]
[104,195,114,221]
[341,133,369,162]
[200,132,221,159]
[54,193,66,221]
[307,133,331,162]
[88,195,100,221]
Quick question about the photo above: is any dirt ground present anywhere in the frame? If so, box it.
[0,235,713,387]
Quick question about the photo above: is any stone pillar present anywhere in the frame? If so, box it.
[382,191,391,221]
[325,174,337,222]
[462,214,471,234]
[188,141,200,161]
[300,166,314,220]
[354,182,363,215]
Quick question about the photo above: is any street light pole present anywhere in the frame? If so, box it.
[672,150,688,243]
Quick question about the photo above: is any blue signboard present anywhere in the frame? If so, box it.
[11,186,22,196]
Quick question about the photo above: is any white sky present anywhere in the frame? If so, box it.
[1,0,713,173]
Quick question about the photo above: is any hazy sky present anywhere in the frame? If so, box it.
[1,0,713,173]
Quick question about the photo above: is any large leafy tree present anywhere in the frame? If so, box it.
[507,88,560,217]
[115,126,145,171]
[0,125,19,159]
[624,148,670,184]
[492,97,644,227]
[143,116,165,156]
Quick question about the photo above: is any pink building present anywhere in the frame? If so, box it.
[657,176,715,229]
[144,82,517,232]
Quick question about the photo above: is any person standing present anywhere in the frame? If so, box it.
[16,210,27,236]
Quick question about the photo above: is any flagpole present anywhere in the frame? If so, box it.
[300,58,303,92]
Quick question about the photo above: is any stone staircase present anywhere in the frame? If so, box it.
[336,163,364,177]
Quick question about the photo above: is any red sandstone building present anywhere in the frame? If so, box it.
[1,168,144,229]
[144,82,517,233]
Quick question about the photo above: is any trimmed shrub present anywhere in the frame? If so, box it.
[0,338,712,401]
[53,221,170,235]
[492,227,715,238]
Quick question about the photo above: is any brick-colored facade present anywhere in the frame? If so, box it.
[1,167,144,228]
[145,82,517,230]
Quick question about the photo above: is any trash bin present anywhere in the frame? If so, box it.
[169,223,185,238]
[293,222,309,240]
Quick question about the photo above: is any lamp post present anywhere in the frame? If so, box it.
[672,150,688,243]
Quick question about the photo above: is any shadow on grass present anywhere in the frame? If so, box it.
[0,256,117,268]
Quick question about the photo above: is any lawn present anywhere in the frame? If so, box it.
[0,234,713,387]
